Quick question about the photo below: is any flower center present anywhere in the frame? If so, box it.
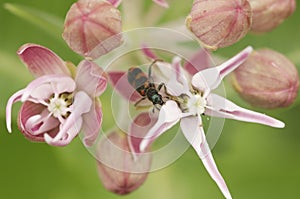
[47,93,73,118]
[186,94,207,116]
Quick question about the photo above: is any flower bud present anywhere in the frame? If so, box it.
[63,0,122,59]
[186,0,252,50]
[249,0,296,33]
[96,130,151,195]
[232,49,299,109]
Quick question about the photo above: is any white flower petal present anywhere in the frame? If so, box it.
[180,116,232,199]
[139,100,181,152]
[205,94,285,128]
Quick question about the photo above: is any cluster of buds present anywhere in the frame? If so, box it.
[186,0,296,50]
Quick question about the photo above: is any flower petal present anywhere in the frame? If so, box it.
[25,109,60,135]
[166,56,190,96]
[184,49,210,75]
[6,89,24,133]
[205,94,285,128]
[17,43,70,77]
[192,46,253,92]
[139,100,181,152]
[75,60,107,97]
[141,44,159,60]
[81,100,102,147]
[44,91,92,146]
[21,74,76,102]
[128,112,158,155]
[152,0,169,8]
[107,71,142,103]
[180,116,232,199]
[107,0,122,7]
[18,101,59,142]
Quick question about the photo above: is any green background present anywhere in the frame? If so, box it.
[0,0,300,198]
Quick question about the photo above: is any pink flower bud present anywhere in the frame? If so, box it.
[63,0,122,59]
[186,0,252,50]
[249,0,296,33]
[232,49,299,109]
[96,131,151,195]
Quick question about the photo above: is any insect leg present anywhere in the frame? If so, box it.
[134,97,147,107]
[148,59,164,81]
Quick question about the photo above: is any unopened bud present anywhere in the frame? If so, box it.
[249,0,296,33]
[232,49,299,109]
[96,130,151,195]
[63,0,122,59]
[186,0,252,50]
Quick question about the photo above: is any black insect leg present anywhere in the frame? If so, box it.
[134,97,147,107]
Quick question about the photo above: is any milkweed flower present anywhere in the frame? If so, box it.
[186,0,252,50]
[249,0,296,33]
[96,113,153,195]
[134,46,285,199]
[6,44,107,147]
[232,48,299,108]
[63,0,123,59]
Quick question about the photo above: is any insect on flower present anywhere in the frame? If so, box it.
[127,60,167,110]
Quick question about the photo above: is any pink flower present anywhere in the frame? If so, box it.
[6,44,107,147]
[107,0,169,8]
[134,47,285,199]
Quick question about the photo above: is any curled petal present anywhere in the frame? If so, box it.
[107,0,122,7]
[184,49,211,75]
[205,94,285,128]
[6,89,24,133]
[108,71,142,103]
[18,102,59,142]
[192,46,253,92]
[44,91,92,146]
[180,116,232,199]
[128,112,158,155]
[75,60,107,97]
[139,101,181,152]
[17,43,70,77]
[21,75,76,102]
[25,109,59,136]
[81,100,102,147]
[153,0,169,8]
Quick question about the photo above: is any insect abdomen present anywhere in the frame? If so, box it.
[127,67,148,95]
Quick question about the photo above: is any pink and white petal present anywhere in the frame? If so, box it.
[184,49,210,75]
[205,94,285,128]
[108,71,142,103]
[152,0,169,8]
[180,116,232,199]
[45,91,92,145]
[17,43,70,77]
[18,102,53,142]
[25,109,60,136]
[75,60,107,97]
[6,89,24,132]
[128,112,158,155]
[166,57,190,96]
[107,0,122,7]
[45,117,83,147]
[141,44,159,60]
[21,74,76,102]
[192,46,253,92]
[81,100,102,147]
[139,100,181,152]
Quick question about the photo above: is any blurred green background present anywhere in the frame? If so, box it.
[0,0,300,198]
